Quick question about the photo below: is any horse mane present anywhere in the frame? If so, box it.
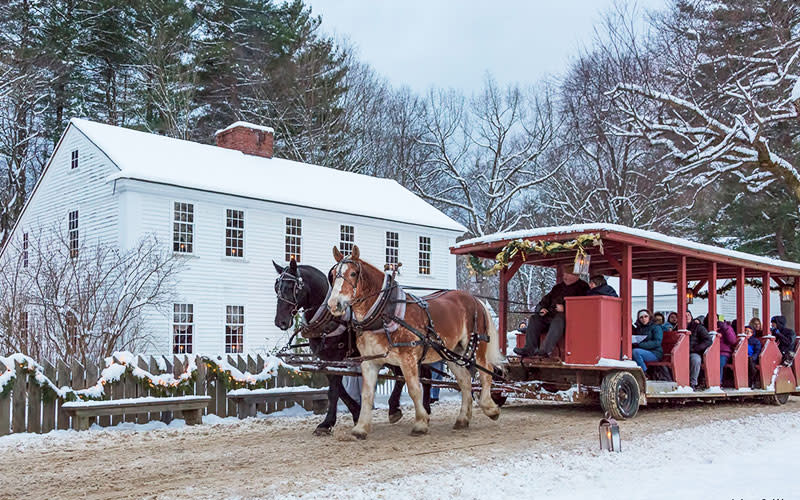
[297,264,330,321]
[351,257,388,319]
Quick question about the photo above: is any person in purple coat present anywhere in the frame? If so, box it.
[716,319,738,378]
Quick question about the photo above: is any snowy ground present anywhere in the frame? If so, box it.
[1,397,798,499]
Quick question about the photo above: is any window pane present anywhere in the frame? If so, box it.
[68,210,79,258]
[419,236,431,275]
[173,303,193,353]
[173,203,194,253]
[385,231,399,268]
[285,217,302,262]
[340,225,355,255]
[225,209,244,257]
[225,305,245,353]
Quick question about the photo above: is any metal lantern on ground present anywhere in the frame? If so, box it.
[780,284,794,303]
[599,416,621,452]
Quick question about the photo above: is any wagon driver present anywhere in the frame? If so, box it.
[514,263,589,358]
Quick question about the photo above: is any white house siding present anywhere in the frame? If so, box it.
[7,125,120,268]
[115,179,458,355]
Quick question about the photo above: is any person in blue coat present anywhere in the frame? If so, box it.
[632,309,664,373]
[587,275,618,297]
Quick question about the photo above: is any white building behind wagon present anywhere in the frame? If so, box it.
[3,119,465,355]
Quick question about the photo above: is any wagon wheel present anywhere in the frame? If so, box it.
[600,371,640,420]
[764,392,790,406]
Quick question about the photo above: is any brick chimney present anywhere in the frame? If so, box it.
[214,121,274,158]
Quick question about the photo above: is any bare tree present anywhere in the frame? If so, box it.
[411,77,563,237]
[0,229,183,362]
[608,1,800,203]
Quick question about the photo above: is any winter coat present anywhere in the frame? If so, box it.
[747,336,762,360]
[536,279,590,314]
[770,316,797,355]
[688,320,713,355]
[716,321,738,358]
[661,322,674,332]
[633,320,663,358]
[587,283,618,297]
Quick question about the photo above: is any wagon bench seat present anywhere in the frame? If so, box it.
[63,395,211,430]
[227,386,329,419]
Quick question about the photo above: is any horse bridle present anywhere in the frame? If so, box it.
[275,269,305,315]
[330,258,364,303]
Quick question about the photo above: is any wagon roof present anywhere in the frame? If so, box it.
[450,223,800,281]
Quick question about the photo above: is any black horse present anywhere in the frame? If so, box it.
[273,260,430,435]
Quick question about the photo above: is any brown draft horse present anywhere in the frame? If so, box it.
[327,245,504,438]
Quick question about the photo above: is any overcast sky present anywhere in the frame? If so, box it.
[308,0,668,93]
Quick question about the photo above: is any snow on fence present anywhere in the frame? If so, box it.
[0,353,328,436]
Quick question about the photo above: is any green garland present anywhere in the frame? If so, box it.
[695,278,781,299]
[466,233,603,277]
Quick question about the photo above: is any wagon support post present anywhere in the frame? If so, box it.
[646,276,654,315]
[620,244,632,360]
[677,256,688,330]
[794,277,800,334]
[736,267,746,333]
[498,258,523,353]
[708,262,717,327]
[763,271,771,329]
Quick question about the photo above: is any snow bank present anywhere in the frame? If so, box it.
[273,411,800,500]
[228,385,322,396]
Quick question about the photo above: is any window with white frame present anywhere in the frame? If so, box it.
[22,232,28,268]
[419,236,431,275]
[71,149,79,169]
[173,202,194,253]
[340,225,355,255]
[173,303,193,354]
[385,231,399,269]
[68,210,79,258]
[285,217,302,262]
[225,209,244,257]
[225,305,244,353]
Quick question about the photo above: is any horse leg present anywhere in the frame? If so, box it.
[421,364,432,415]
[351,361,378,440]
[314,374,340,436]
[337,376,361,424]
[446,361,473,429]
[399,357,429,436]
[478,366,500,420]
[388,366,404,423]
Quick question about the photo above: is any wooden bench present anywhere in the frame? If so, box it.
[646,330,689,386]
[227,387,329,419]
[63,395,211,431]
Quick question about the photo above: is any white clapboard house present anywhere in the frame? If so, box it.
[3,118,466,355]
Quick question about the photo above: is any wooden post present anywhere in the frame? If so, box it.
[498,267,510,354]
[620,244,633,359]
[27,368,41,434]
[255,355,266,414]
[56,360,70,430]
[708,262,717,329]
[762,271,771,328]
[227,355,237,415]
[85,362,99,427]
[172,356,184,420]
[736,267,746,333]
[794,277,800,334]
[148,356,160,423]
[0,360,10,436]
[12,361,26,434]
[137,357,150,424]
[677,256,688,330]
[646,276,654,314]
[41,360,56,433]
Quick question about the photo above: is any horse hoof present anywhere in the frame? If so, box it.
[313,427,332,436]
[351,428,368,440]
[410,426,429,436]
[453,419,469,430]
[488,412,500,421]
[388,410,403,424]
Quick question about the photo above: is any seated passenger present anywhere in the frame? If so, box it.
[513,264,589,358]
[632,309,663,373]
[587,275,618,297]
[749,317,763,338]
[653,312,666,328]
[666,311,678,331]
[770,315,797,366]
[687,311,712,389]
[744,325,761,387]
[716,318,738,378]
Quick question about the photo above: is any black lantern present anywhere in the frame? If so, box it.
[599,416,621,452]
[686,288,695,305]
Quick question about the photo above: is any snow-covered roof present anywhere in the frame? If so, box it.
[453,223,800,272]
[214,121,274,136]
[70,118,465,232]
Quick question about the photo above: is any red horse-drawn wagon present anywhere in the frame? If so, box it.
[452,224,800,419]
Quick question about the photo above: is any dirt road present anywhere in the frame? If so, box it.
[1,399,798,500]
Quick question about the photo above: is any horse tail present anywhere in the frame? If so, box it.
[480,299,506,369]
